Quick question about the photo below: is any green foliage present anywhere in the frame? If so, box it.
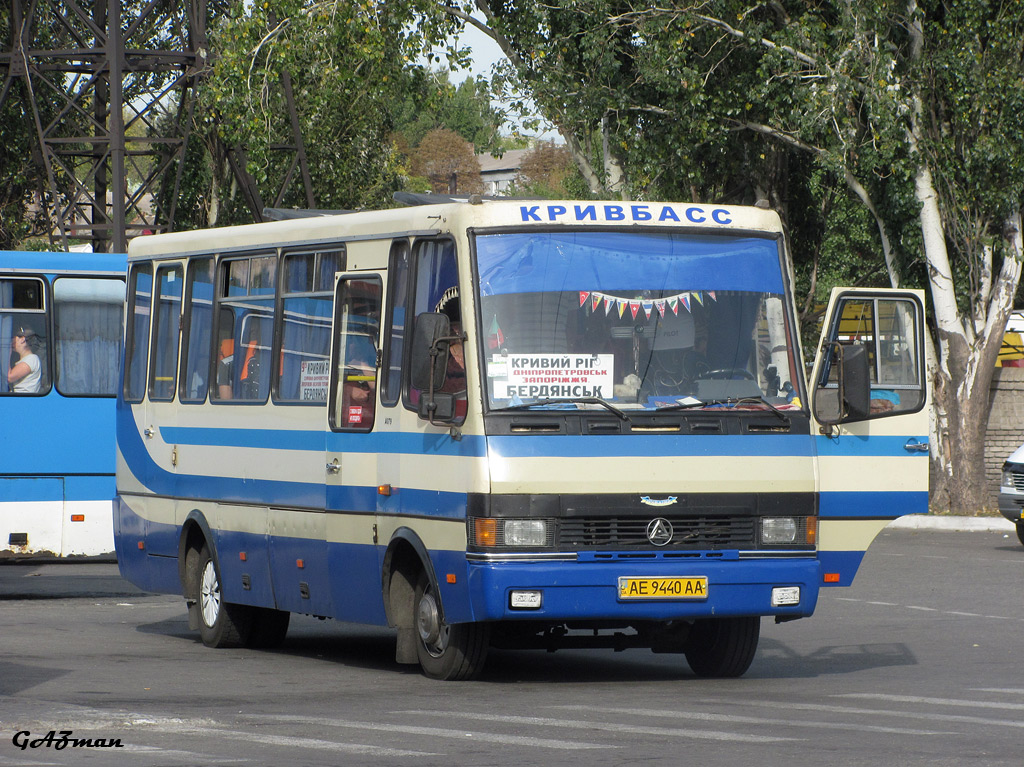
[197,0,461,214]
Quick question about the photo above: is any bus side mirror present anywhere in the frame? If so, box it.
[814,342,870,431]
[411,312,456,425]
[410,312,451,391]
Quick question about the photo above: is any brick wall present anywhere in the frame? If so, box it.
[985,367,1024,506]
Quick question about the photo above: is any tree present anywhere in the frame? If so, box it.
[455,0,1024,513]
[191,0,464,218]
[509,140,587,199]
[393,70,505,153]
[410,128,484,194]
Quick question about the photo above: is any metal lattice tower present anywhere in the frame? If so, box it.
[0,1,314,253]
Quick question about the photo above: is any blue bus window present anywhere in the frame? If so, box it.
[53,277,124,396]
[150,265,183,401]
[181,257,214,403]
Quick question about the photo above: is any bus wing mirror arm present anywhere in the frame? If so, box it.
[411,312,456,425]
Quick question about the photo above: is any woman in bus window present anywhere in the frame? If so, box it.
[8,327,42,393]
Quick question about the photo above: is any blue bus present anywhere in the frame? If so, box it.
[114,201,929,679]
[2,251,126,558]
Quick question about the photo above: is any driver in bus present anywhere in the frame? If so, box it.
[7,327,42,394]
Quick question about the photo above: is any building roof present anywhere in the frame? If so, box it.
[476,149,531,175]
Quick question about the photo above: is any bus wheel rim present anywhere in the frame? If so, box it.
[200,560,220,627]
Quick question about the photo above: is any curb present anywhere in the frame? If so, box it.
[887,515,1016,532]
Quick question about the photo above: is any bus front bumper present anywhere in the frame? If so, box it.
[464,554,821,623]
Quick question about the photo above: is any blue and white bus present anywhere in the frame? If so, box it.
[2,251,126,558]
[114,200,929,679]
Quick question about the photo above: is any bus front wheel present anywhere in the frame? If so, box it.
[413,573,489,680]
[195,544,252,648]
[684,617,760,678]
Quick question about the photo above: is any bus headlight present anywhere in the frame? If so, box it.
[761,517,798,544]
[504,520,548,547]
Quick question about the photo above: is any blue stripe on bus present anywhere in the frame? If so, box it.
[819,491,929,518]
[156,424,930,461]
[159,425,487,457]
[814,435,930,457]
[486,434,815,458]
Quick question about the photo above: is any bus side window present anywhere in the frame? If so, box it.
[213,254,276,403]
[124,265,153,402]
[1,277,50,395]
[381,240,410,406]
[330,276,382,431]
[53,276,123,396]
[277,248,343,403]
[180,257,214,403]
[149,265,183,401]
[404,239,465,423]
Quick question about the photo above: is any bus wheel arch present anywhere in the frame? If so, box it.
[382,530,437,665]
[177,512,251,648]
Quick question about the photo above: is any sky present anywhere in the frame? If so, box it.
[442,19,561,143]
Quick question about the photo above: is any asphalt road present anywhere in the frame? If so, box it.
[1,526,1022,767]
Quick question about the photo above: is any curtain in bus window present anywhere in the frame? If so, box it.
[53,278,124,396]
[124,267,153,402]
[181,258,214,402]
[1,281,10,394]
[150,267,183,401]
[278,251,337,402]
[215,255,275,402]
[280,293,332,401]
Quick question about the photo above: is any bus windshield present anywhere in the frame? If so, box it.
[475,230,802,411]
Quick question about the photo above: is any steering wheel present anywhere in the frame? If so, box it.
[700,368,756,380]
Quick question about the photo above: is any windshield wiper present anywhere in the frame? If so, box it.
[656,395,792,423]
[493,397,631,422]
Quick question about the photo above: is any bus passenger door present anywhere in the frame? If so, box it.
[325,273,384,622]
[146,263,184,547]
[810,288,929,586]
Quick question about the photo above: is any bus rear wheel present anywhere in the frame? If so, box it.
[1016,521,1024,547]
[414,573,489,680]
[684,617,760,678]
[195,544,252,648]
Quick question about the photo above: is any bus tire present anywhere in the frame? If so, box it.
[413,572,489,680]
[196,543,252,648]
[247,608,290,649]
[1016,521,1024,547]
[684,617,760,678]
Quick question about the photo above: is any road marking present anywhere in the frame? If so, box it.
[396,709,800,743]
[246,714,608,750]
[546,705,950,736]
[832,597,1021,621]
[707,698,1024,730]
[972,688,1024,695]
[837,693,1024,712]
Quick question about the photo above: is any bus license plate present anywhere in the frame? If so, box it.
[618,576,708,600]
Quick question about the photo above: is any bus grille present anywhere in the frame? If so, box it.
[558,516,756,550]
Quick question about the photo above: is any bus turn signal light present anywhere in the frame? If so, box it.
[474,519,497,547]
[824,572,841,583]
[70,514,85,522]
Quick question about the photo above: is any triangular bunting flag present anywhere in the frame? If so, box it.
[579,291,590,307]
